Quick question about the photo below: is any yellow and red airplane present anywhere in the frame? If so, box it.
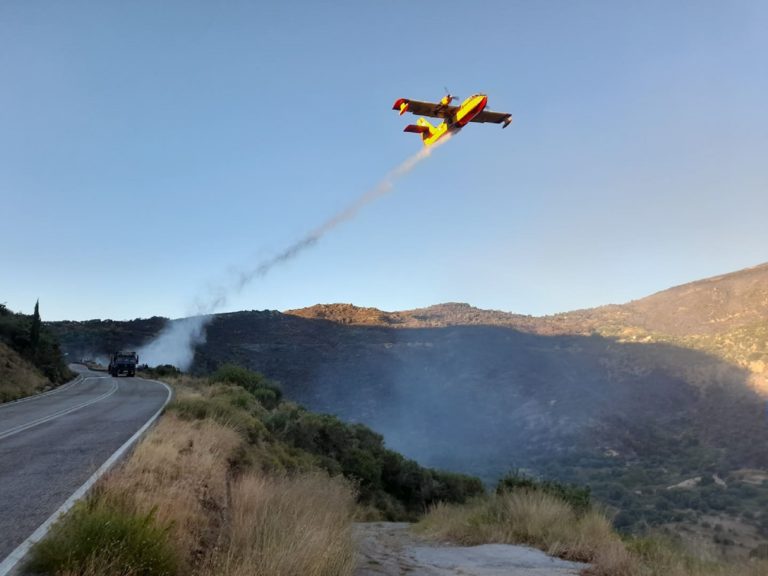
[392,93,512,146]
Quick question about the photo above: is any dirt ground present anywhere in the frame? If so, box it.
[353,522,587,576]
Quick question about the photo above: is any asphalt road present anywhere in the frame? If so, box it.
[0,366,170,564]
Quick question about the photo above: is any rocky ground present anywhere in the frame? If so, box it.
[353,523,587,576]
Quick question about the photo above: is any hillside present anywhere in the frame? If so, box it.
[288,263,768,336]
[287,262,768,389]
[0,342,49,402]
[0,303,73,401]
[621,262,768,336]
[48,262,768,540]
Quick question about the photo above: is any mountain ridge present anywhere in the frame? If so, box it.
[287,261,768,335]
[283,262,768,389]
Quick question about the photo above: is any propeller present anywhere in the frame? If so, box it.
[441,87,457,105]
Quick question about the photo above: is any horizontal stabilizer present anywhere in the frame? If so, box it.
[404,124,430,134]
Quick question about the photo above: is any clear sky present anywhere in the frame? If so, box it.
[2,1,767,321]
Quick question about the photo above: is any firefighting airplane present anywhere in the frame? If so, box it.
[392,92,512,146]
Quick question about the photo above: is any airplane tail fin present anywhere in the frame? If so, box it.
[403,124,430,134]
[404,117,437,143]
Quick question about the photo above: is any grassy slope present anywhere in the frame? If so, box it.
[0,304,73,401]
[0,342,50,401]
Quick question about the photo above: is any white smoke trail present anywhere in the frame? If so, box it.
[202,136,451,313]
[138,137,451,370]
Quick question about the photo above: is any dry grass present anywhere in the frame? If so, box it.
[38,388,358,576]
[623,536,768,576]
[0,341,49,402]
[416,491,768,576]
[416,490,632,569]
[99,413,242,570]
[26,497,178,576]
[206,472,356,576]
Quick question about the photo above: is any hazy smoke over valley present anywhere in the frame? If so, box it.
[139,139,451,370]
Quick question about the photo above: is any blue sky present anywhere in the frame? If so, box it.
[2,1,767,321]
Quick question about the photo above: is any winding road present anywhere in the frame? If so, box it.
[0,366,171,573]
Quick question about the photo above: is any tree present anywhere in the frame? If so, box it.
[30,299,41,353]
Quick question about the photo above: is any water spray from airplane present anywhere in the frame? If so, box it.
[138,137,452,370]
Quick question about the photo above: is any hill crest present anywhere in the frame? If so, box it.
[286,262,768,336]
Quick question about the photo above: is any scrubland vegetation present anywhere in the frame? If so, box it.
[0,302,73,401]
[26,364,481,575]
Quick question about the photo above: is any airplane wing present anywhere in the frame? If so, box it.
[393,98,458,119]
[469,110,512,126]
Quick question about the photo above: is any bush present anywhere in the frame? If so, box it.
[140,364,181,378]
[496,470,592,512]
[210,364,282,408]
[169,396,266,442]
[166,369,486,521]
[26,498,178,576]
[267,403,484,518]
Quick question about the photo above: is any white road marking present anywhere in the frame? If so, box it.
[0,378,118,442]
[0,378,173,576]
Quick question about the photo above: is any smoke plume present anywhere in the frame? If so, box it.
[138,138,451,370]
[137,316,208,369]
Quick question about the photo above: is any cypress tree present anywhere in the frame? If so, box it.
[30,299,41,352]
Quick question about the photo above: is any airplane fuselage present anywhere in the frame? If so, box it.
[452,94,488,128]
[419,94,488,146]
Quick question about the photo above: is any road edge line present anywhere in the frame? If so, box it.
[0,379,173,576]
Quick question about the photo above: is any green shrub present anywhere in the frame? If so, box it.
[169,396,266,442]
[141,364,181,378]
[496,470,591,512]
[172,366,487,521]
[0,303,73,384]
[266,404,484,518]
[431,469,485,504]
[210,364,282,408]
[25,498,177,576]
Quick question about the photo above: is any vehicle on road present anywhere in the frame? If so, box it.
[108,351,138,377]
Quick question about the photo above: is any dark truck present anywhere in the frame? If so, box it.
[108,351,139,377]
